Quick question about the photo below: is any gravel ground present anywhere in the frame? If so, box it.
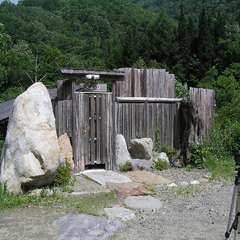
[110,168,236,240]
[0,168,239,240]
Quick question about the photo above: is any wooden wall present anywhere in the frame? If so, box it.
[190,87,216,138]
[116,68,175,97]
[54,99,73,137]
[54,68,216,172]
[115,68,180,149]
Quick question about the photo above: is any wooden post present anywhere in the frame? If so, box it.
[112,81,116,171]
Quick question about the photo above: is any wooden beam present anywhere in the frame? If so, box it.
[61,68,125,81]
[116,97,182,103]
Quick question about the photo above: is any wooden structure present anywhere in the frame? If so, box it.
[55,68,216,173]
[55,69,124,172]
[115,68,181,148]
[190,87,216,138]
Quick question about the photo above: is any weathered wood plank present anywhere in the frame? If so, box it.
[101,94,107,164]
[116,97,182,103]
[96,95,101,164]
[90,95,95,164]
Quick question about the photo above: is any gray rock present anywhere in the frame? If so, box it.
[123,196,162,210]
[116,134,132,166]
[128,138,153,160]
[104,207,136,221]
[0,82,60,194]
[52,214,125,240]
[131,159,153,171]
[152,151,169,163]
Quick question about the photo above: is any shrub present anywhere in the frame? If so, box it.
[54,162,72,186]
[118,161,132,172]
[152,158,169,171]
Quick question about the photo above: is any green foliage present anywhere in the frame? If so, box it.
[161,145,178,160]
[189,143,213,169]
[75,192,116,216]
[54,162,72,187]
[0,181,62,211]
[153,121,161,152]
[174,79,190,98]
[0,86,24,103]
[136,134,142,139]
[152,158,169,171]
[117,161,132,172]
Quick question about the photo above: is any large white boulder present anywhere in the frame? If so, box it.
[116,134,132,166]
[0,82,60,194]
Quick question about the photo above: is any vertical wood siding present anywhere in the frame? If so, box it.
[55,68,215,172]
[115,68,180,149]
[74,93,113,172]
[190,87,216,138]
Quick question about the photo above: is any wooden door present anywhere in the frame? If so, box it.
[74,92,113,172]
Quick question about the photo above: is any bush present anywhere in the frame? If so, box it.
[152,158,169,171]
[54,162,72,186]
[117,161,132,172]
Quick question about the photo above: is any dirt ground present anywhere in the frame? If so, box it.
[0,169,239,240]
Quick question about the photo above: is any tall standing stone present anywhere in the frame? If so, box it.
[0,82,60,194]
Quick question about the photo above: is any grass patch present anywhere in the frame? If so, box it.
[0,181,118,216]
[205,155,235,181]
[74,191,117,216]
[0,182,63,211]
[161,186,199,199]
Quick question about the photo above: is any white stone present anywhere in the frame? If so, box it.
[116,134,132,166]
[167,183,178,188]
[104,207,136,221]
[0,82,60,194]
[190,180,200,185]
[179,181,189,187]
[152,151,169,163]
[123,196,162,210]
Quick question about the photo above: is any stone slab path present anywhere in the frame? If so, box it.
[81,170,132,186]
[52,214,125,240]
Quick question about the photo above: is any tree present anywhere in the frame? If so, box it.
[197,7,215,79]
[176,5,190,83]
[120,26,140,67]
[147,12,178,69]
[0,23,12,93]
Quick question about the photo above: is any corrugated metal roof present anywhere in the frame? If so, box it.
[0,88,57,123]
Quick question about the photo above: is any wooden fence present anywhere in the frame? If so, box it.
[115,68,180,149]
[54,68,216,172]
[190,87,216,138]
[116,68,175,97]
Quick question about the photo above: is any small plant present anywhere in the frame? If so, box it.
[54,162,72,186]
[136,134,142,139]
[161,145,169,153]
[153,122,161,152]
[190,143,213,169]
[152,158,169,171]
[117,161,132,172]
[160,145,178,162]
